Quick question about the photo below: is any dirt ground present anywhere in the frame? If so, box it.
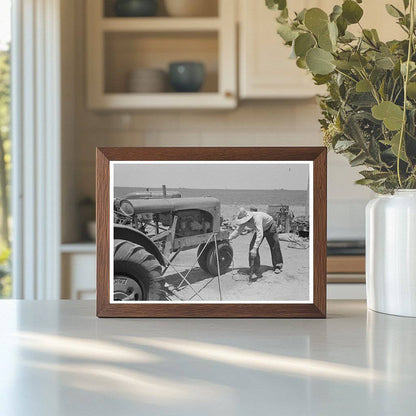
[164,232,310,302]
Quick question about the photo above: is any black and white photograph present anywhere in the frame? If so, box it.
[110,161,313,303]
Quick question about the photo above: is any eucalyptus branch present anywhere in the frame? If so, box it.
[334,68,357,83]
[393,85,404,104]
[267,0,416,193]
[390,79,398,101]
[397,0,415,188]
[358,69,381,104]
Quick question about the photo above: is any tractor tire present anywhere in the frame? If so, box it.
[113,239,165,301]
[198,242,233,276]
[197,244,209,272]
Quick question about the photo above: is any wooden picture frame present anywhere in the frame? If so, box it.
[96,147,327,318]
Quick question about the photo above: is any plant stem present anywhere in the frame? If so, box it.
[397,0,415,188]
[334,68,357,83]
[358,69,380,104]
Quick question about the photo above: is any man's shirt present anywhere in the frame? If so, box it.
[229,211,274,249]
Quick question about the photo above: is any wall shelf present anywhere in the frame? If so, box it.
[91,92,235,110]
[101,17,221,32]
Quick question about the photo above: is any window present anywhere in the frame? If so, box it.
[0,0,11,298]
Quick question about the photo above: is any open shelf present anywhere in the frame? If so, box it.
[103,0,219,18]
[90,92,235,109]
[104,31,219,94]
[86,0,236,109]
[101,17,221,32]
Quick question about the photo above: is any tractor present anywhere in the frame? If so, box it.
[113,187,233,301]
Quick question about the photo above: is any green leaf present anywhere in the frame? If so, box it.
[371,67,386,85]
[360,170,391,180]
[295,8,307,22]
[393,61,402,79]
[306,48,335,75]
[371,29,380,42]
[401,61,416,76]
[344,113,368,147]
[375,56,395,70]
[318,31,333,52]
[313,74,332,85]
[333,59,353,70]
[407,82,416,99]
[294,33,315,57]
[330,5,343,22]
[381,132,409,162]
[266,0,287,11]
[369,136,381,162]
[340,31,356,42]
[317,22,338,52]
[334,139,355,152]
[304,8,329,35]
[296,57,307,69]
[342,0,364,24]
[336,15,348,36]
[350,53,368,69]
[403,0,410,9]
[280,8,289,19]
[362,29,375,44]
[385,4,403,18]
[350,152,368,167]
[379,78,386,99]
[372,101,404,130]
[356,178,377,185]
[356,79,372,92]
[277,23,299,42]
[328,21,338,45]
[349,92,377,107]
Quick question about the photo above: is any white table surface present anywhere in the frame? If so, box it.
[0,300,415,416]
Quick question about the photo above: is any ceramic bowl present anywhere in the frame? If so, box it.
[114,0,158,17]
[168,62,205,93]
[127,68,167,93]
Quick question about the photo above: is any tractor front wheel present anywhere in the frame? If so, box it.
[198,241,233,276]
[113,239,165,301]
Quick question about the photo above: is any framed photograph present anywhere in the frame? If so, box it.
[96,147,327,318]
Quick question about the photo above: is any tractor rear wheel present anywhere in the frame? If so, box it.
[197,244,209,272]
[114,239,165,301]
[198,241,233,276]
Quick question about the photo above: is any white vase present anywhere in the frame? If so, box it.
[366,190,416,317]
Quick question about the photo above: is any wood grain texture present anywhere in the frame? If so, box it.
[96,147,327,318]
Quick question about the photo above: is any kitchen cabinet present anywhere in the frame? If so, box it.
[239,0,324,99]
[61,244,96,300]
[86,0,237,109]
[238,0,404,99]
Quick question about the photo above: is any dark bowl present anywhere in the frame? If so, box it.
[114,0,158,17]
[168,62,206,93]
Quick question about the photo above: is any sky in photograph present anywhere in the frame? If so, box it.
[0,0,11,50]
[114,162,310,191]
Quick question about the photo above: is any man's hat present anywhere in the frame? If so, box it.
[235,208,253,225]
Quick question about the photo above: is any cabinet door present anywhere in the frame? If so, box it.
[239,0,405,99]
[239,0,321,99]
[360,0,404,41]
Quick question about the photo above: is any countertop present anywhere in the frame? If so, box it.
[0,300,415,415]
